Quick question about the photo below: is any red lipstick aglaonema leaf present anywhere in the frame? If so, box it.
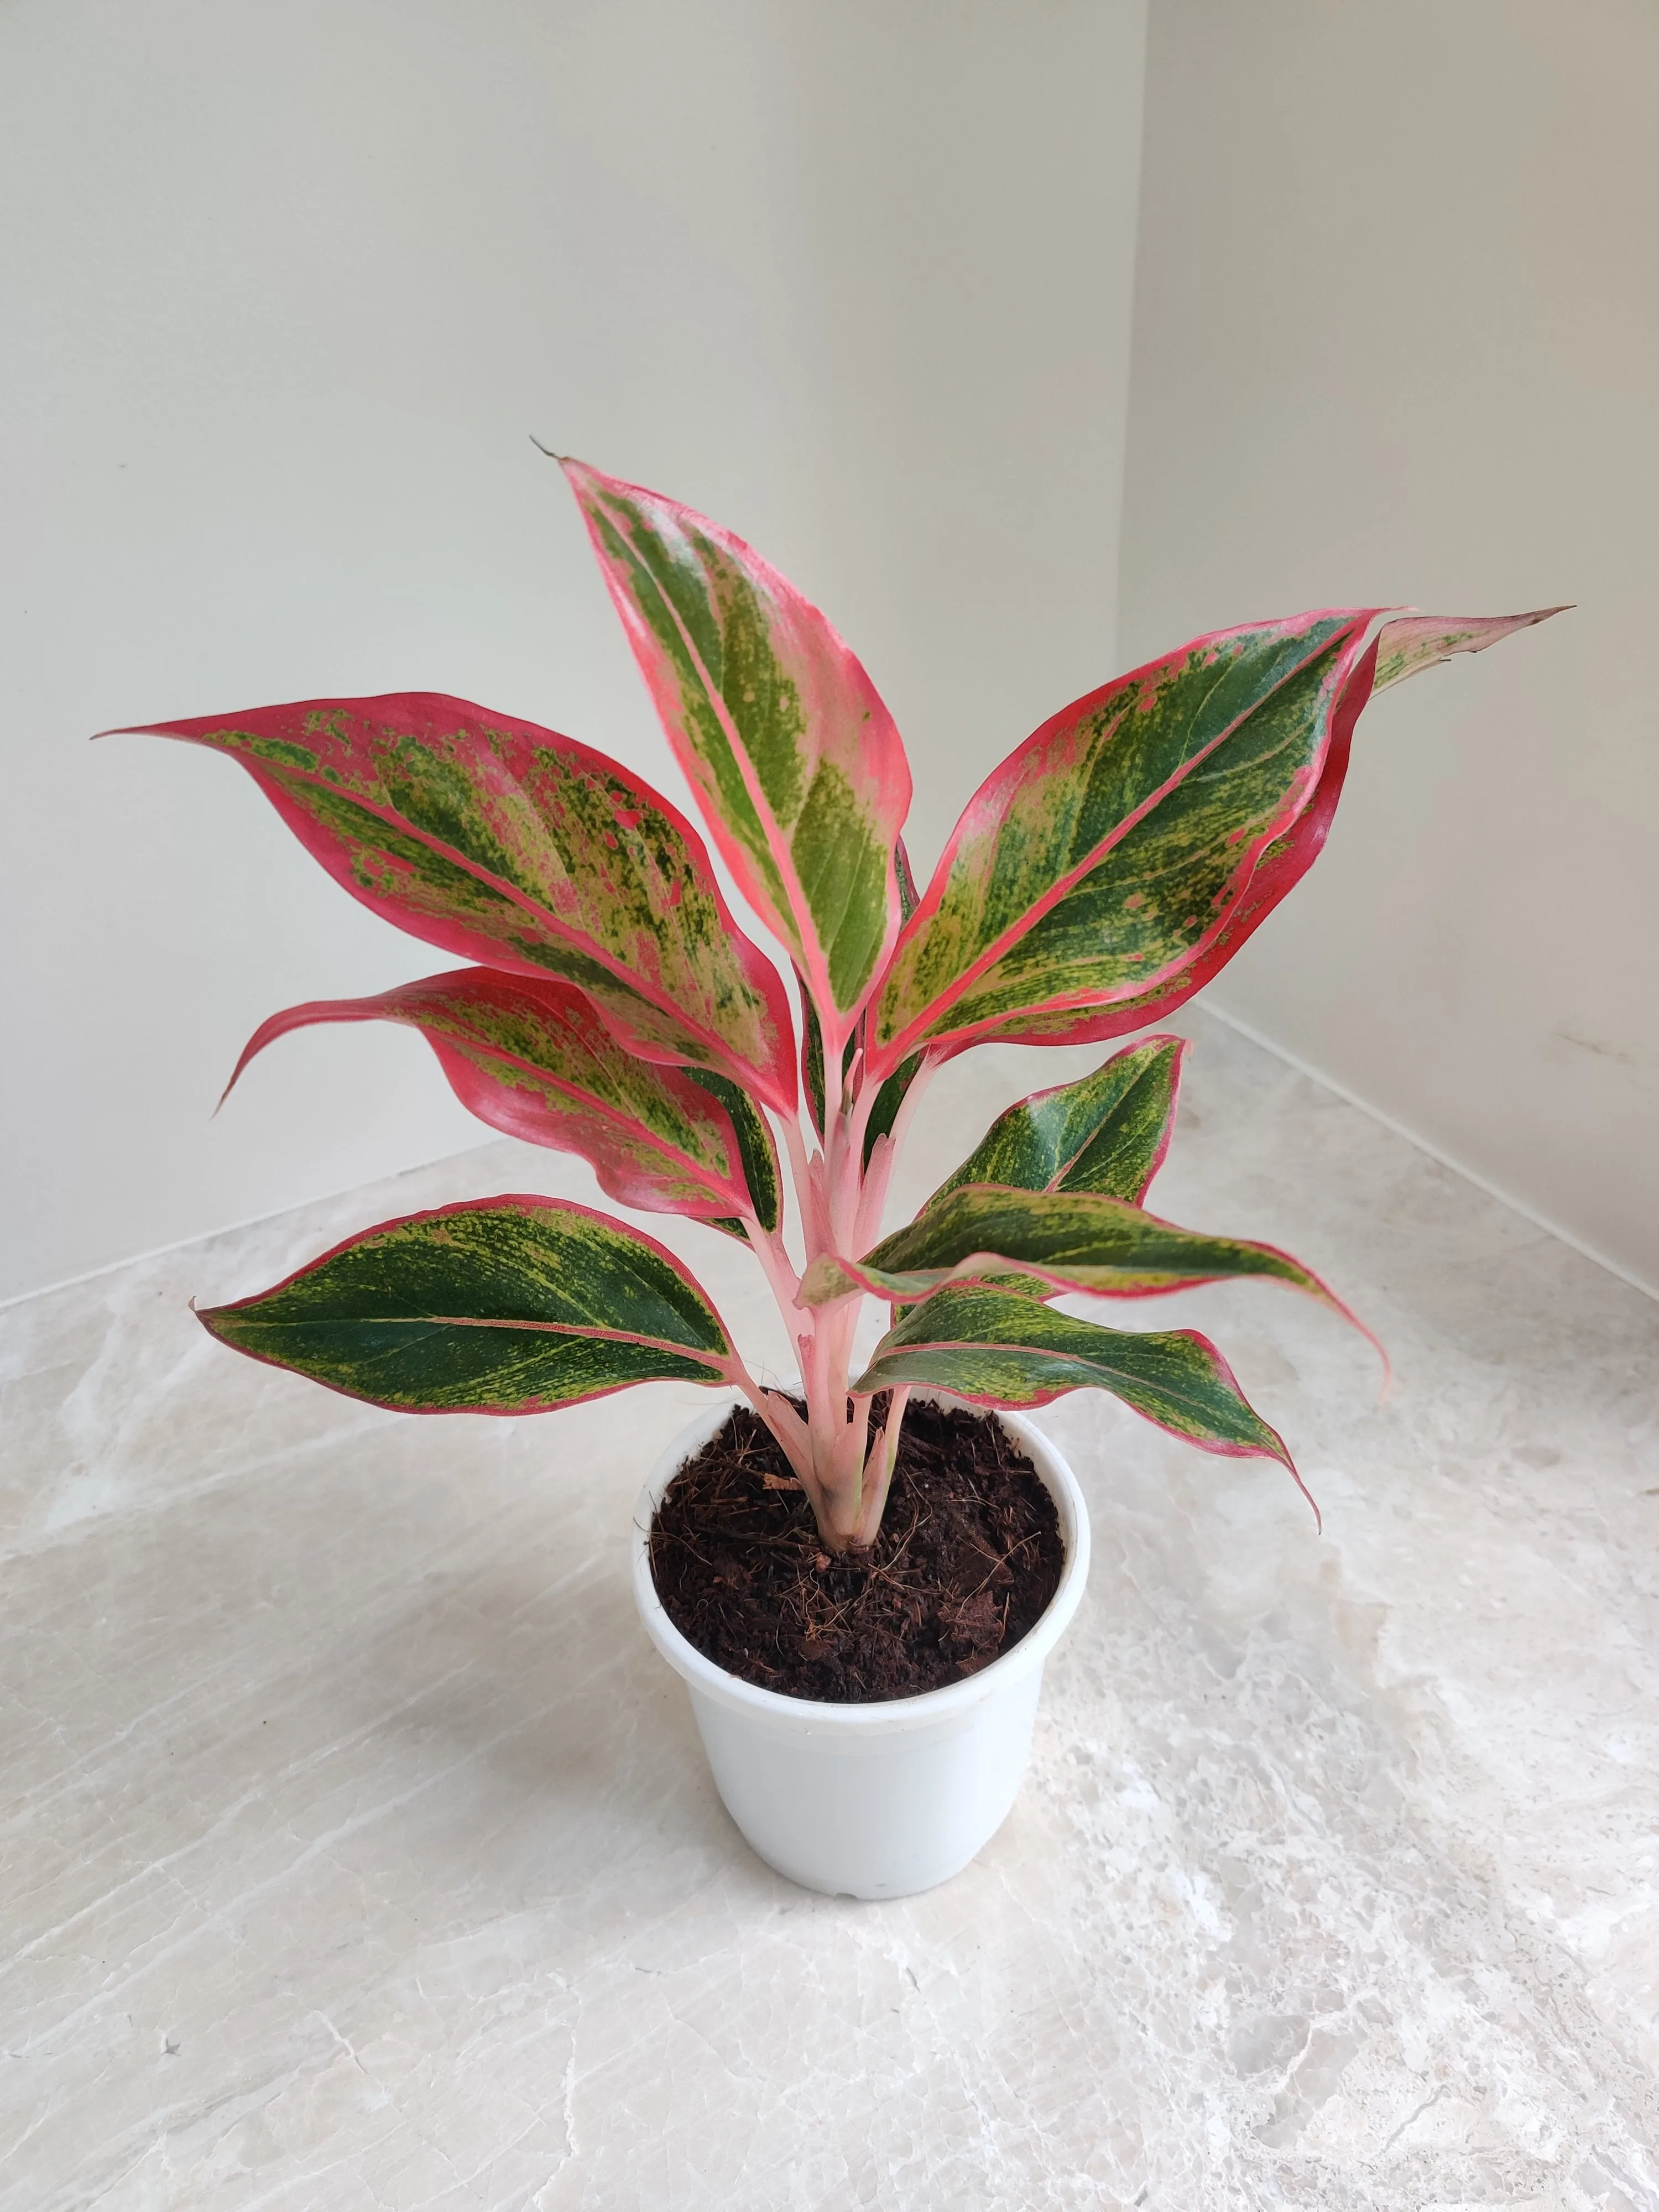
[921,1035,1189,1211]
[196,1195,741,1415]
[867,605,1563,1074]
[562,458,911,1061]
[851,1281,1316,1517]
[224,967,780,1232]
[117,693,798,1112]
[893,604,1565,1061]
[868,612,1378,1073]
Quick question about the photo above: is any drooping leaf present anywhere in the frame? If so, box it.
[562,458,911,1051]
[116,693,797,1110]
[802,1185,1366,1345]
[868,607,1562,1074]
[922,1035,1187,1211]
[852,1282,1299,1482]
[224,967,775,1229]
[197,1196,738,1413]
[1370,607,1566,694]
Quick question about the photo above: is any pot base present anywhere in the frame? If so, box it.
[687,1668,1046,1899]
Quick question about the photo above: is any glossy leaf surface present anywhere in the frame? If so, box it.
[852,1283,1295,1472]
[122,693,797,1110]
[198,1196,737,1413]
[951,612,1565,1059]
[563,459,910,1048]
[869,613,1374,1072]
[923,1035,1186,1211]
[803,1185,1361,1330]
[868,607,1561,1074]
[226,967,778,1229]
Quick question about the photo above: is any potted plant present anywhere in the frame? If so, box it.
[116,461,1557,1897]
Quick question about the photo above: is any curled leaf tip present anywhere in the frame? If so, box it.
[1300,1474,1324,1536]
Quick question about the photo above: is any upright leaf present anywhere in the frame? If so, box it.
[922,1035,1187,1211]
[225,967,777,1229]
[868,607,1561,1074]
[680,1067,783,1236]
[852,1284,1301,1488]
[803,1185,1365,1341]
[117,693,797,1110]
[197,1196,738,1413]
[562,459,911,1051]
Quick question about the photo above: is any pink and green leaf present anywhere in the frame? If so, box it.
[868,608,1562,1074]
[942,635,1382,1053]
[922,1035,1187,1212]
[116,693,797,1111]
[1370,607,1565,694]
[802,1185,1369,1345]
[851,1283,1305,1500]
[677,1066,783,1238]
[868,613,1373,1071]
[225,967,778,1232]
[562,458,911,1050]
[197,1196,738,1413]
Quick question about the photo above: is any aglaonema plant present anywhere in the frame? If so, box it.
[118,461,1559,1551]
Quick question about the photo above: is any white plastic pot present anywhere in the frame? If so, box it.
[632,1394,1090,1900]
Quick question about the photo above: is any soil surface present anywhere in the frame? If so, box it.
[649,1397,1065,1704]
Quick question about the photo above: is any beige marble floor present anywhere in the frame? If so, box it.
[4,1011,1657,2210]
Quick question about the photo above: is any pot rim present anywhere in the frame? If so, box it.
[630,1389,1091,1735]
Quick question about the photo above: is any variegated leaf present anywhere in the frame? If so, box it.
[224,967,778,1230]
[942,641,1379,1053]
[922,1035,1186,1211]
[197,1196,738,1413]
[868,607,1562,1074]
[805,840,924,1150]
[1370,607,1565,694]
[868,614,1373,1072]
[562,459,911,1051]
[680,1067,783,1238]
[117,693,797,1110]
[951,612,1571,1056]
[802,1186,1365,1340]
[852,1284,1300,1486]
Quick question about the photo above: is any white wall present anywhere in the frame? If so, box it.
[1,0,1148,1302]
[1119,0,1659,1295]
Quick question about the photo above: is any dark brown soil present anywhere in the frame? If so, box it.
[649,1396,1065,1704]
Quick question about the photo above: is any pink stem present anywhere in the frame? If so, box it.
[851,1383,911,1548]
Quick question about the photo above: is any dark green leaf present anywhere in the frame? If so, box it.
[198,1196,737,1413]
